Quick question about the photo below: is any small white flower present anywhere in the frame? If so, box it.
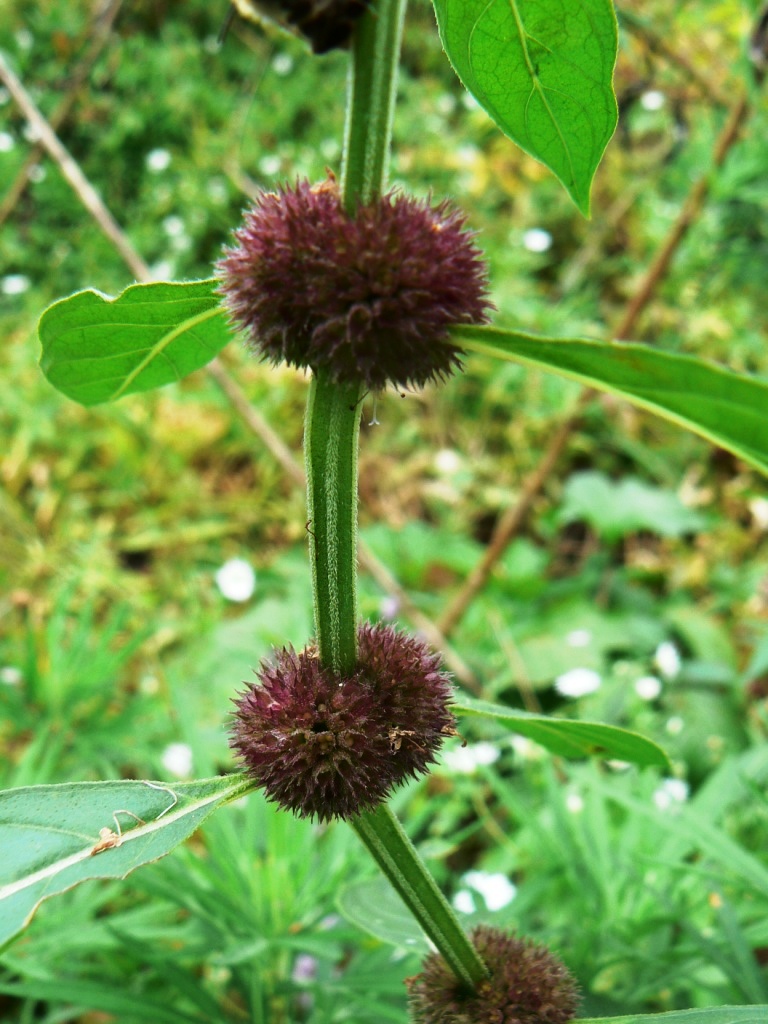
[442,741,500,774]
[522,228,552,253]
[162,215,185,237]
[640,90,665,111]
[149,260,174,281]
[653,777,689,811]
[146,148,172,173]
[436,93,457,116]
[0,131,16,153]
[1,274,30,296]
[566,629,591,648]
[456,144,480,168]
[22,123,41,144]
[655,641,682,679]
[665,716,685,736]
[379,595,400,619]
[750,497,768,530]
[453,889,476,914]
[434,448,462,475]
[555,667,601,698]
[463,871,517,911]
[272,53,294,76]
[565,792,584,814]
[161,742,193,779]
[0,666,22,686]
[258,154,282,177]
[635,675,662,701]
[215,558,256,602]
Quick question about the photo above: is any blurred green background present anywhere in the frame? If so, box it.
[1,0,768,1020]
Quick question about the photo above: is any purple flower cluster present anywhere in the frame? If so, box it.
[229,621,456,820]
[407,926,580,1024]
[216,178,491,391]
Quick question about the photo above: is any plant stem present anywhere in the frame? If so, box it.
[305,0,406,671]
[305,370,361,674]
[341,0,407,206]
[306,0,488,994]
[352,804,490,988]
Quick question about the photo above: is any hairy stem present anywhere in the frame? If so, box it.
[305,371,361,674]
[305,0,406,672]
[341,0,407,206]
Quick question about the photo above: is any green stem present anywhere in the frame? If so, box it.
[305,369,361,674]
[341,0,407,206]
[352,804,490,989]
[305,0,487,996]
[305,0,405,671]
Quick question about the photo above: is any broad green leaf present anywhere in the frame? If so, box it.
[39,279,232,406]
[454,696,670,768]
[432,0,617,213]
[455,326,768,478]
[0,774,254,949]
[576,1009,768,1024]
[337,877,431,952]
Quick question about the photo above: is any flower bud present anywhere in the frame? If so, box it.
[407,926,579,1024]
[216,178,492,391]
[229,622,456,820]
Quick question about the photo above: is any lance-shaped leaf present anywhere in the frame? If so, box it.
[432,0,618,214]
[39,279,232,406]
[0,774,254,949]
[576,1009,768,1024]
[454,696,670,768]
[454,325,768,478]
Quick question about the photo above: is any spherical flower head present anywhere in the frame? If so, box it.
[216,178,492,391]
[229,621,456,821]
[407,926,580,1024]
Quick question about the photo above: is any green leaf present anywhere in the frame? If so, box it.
[575,1008,768,1024]
[39,279,232,406]
[454,696,670,768]
[559,471,706,541]
[337,877,431,953]
[0,774,253,949]
[432,0,617,214]
[455,326,768,478]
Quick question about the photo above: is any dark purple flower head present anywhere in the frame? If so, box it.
[407,926,580,1024]
[216,178,492,391]
[229,621,456,821]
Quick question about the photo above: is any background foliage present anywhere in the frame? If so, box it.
[1,0,768,1020]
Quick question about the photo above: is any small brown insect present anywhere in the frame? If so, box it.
[90,827,123,856]
[230,0,371,54]
[388,726,424,754]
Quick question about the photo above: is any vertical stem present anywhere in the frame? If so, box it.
[305,371,361,674]
[341,0,407,206]
[305,0,488,996]
[305,0,406,672]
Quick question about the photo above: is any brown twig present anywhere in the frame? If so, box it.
[437,88,751,641]
[0,50,149,281]
[1,51,481,691]
[0,0,123,228]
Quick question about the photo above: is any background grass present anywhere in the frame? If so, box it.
[1,0,768,1020]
